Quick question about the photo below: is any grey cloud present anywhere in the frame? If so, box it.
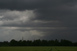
[0,0,77,42]
[0,0,76,10]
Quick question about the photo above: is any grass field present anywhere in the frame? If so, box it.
[0,46,77,51]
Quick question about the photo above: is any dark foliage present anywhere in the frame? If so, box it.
[0,39,77,46]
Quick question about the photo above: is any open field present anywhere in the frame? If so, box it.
[0,46,77,51]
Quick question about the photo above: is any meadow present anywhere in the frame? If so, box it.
[0,46,77,51]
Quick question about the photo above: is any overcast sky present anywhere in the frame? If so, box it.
[0,0,77,42]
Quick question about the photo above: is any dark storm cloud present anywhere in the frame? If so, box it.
[0,0,76,10]
[40,27,77,42]
[0,0,77,42]
[0,0,77,21]
[0,0,50,10]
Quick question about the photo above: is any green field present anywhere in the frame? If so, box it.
[0,46,77,51]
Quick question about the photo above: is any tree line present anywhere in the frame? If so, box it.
[0,39,77,46]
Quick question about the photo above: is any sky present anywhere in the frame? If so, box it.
[0,0,77,42]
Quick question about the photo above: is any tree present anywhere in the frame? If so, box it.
[48,40,55,46]
[41,40,48,46]
[10,39,18,46]
[33,39,41,46]
[60,39,72,46]
[54,39,60,46]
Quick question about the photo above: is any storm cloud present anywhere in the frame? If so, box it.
[0,0,77,42]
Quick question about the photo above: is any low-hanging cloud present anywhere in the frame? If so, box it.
[0,10,36,26]
[0,0,77,42]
